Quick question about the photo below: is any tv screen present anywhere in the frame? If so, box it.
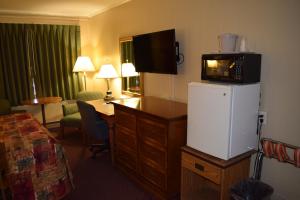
[133,29,177,74]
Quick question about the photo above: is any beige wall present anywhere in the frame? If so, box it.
[83,0,300,199]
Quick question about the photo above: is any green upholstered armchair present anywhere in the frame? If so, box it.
[60,91,104,140]
[0,99,12,115]
[0,99,26,115]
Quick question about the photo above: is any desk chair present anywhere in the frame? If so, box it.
[60,91,104,140]
[77,100,109,158]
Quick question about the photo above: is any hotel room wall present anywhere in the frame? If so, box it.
[83,0,300,199]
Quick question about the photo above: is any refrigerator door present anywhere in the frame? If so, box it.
[187,82,232,160]
[229,84,260,158]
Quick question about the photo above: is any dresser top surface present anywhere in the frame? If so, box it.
[182,146,255,168]
[112,96,187,120]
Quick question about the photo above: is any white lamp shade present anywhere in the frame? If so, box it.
[73,56,95,72]
[121,63,139,77]
[96,64,118,79]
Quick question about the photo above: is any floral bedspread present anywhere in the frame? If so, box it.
[0,113,73,200]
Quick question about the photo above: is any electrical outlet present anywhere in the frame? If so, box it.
[259,111,267,125]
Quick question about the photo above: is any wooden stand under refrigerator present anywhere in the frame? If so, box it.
[181,146,254,200]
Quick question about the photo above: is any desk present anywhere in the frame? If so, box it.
[22,96,62,126]
[86,99,115,163]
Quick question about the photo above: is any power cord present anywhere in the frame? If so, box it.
[177,53,184,65]
[253,115,264,180]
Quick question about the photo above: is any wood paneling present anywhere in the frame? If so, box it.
[115,145,137,172]
[138,117,167,147]
[115,108,136,131]
[115,124,136,151]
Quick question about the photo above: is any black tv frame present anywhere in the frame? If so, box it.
[133,29,179,75]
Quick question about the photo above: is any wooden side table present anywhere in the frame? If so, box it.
[22,96,62,126]
[181,146,254,200]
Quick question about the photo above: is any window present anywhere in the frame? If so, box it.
[119,36,143,96]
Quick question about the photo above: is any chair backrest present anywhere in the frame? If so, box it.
[61,91,104,116]
[76,91,104,101]
[0,99,11,115]
[61,100,78,116]
[77,100,108,141]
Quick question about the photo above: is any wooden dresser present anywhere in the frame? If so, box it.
[111,96,187,199]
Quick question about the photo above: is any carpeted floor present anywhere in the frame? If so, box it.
[55,128,155,200]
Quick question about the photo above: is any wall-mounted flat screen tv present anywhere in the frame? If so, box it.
[133,29,177,74]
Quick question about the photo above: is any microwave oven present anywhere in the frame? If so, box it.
[201,53,261,83]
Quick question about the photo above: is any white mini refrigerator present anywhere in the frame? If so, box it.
[187,82,260,160]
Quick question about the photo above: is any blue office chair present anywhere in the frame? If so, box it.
[77,100,109,158]
[60,91,104,140]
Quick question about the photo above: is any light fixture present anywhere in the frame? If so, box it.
[73,56,95,91]
[121,62,139,92]
[121,62,139,77]
[96,64,118,100]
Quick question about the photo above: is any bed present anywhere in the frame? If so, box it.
[0,113,73,200]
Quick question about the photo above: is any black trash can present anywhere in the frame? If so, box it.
[231,178,274,200]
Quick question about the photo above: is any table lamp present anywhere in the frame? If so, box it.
[73,56,95,91]
[96,64,118,100]
[121,62,139,91]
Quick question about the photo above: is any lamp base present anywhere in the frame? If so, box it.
[104,91,114,101]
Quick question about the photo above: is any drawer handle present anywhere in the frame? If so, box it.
[195,163,204,171]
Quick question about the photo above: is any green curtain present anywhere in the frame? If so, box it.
[0,23,82,106]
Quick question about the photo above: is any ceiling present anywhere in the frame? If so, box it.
[0,0,131,18]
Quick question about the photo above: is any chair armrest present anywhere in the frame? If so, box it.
[11,110,27,114]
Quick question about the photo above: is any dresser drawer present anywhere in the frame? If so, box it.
[115,109,136,131]
[138,117,167,147]
[140,161,166,190]
[115,125,136,152]
[182,152,221,185]
[115,145,137,172]
[139,142,166,170]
